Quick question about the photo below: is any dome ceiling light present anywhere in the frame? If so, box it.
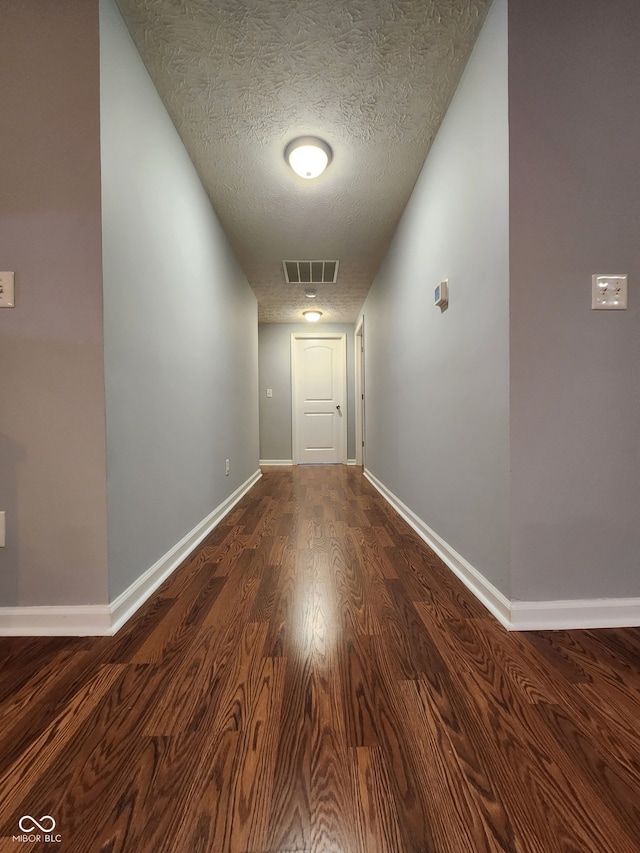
[285,137,332,179]
[303,310,323,322]
[305,289,317,298]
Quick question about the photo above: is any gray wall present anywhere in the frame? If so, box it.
[0,1,109,606]
[258,324,356,462]
[508,0,640,600]
[100,0,259,600]
[360,0,511,594]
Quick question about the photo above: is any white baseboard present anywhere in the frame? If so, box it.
[510,598,640,631]
[364,469,511,628]
[0,606,112,637]
[260,459,357,467]
[363,468,640,632]
[0,469,262,638]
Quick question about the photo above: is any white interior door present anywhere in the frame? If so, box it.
[292,333,347,464]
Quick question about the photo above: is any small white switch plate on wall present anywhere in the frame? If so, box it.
[592,274,628,309]
[0,272,15,308]
[0,512,5,547]
[225,459,230,476]
[266,388,273,398]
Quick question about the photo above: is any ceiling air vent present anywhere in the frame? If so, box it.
[283,260,339,285]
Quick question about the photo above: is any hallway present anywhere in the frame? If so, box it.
[1,465,640,852]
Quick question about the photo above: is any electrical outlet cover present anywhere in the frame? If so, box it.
[0,272,15,308]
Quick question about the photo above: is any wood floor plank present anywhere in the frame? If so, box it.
[383,578,449,680]
[0,636,85,703]
[267,533,298,568]
[545,629,640,711]
[261,547,304,659]
[0,648,95,775]
[473,618,567,706]
[396,542,488,620]
[588,625,640,669]
[224,656,286,853]
[522,631,592,684]
[331,533,381,635]
[168,731,240,853]
[352,746,405,853]
[357,529,400,577]
[250,563,283,623]
[141,625,226,737]
[557,679,640,783]
[130,570,225,664]
[340,630,379,748]
[212,533,253,576]
[194,520,246,564]
[266,651,312,853]
[246,502,282,548]
[398,678,505,853]
[106,735,190,853]
[365,643,439,852]
[206,620,270,737]
[309,619,357,853]
[409,673,518,853]
[533,700,640,844]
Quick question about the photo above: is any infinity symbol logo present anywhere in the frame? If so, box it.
[19,815,56,833]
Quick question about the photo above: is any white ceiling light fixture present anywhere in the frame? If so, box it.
[303,310,323,322]
[305,289,317,298]
[285,137,332,179]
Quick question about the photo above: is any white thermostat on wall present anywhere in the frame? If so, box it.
[435,279,449,308]
[591,274,628,309]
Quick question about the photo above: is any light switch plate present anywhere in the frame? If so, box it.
[592,274,627,310]
[0,272,15,308]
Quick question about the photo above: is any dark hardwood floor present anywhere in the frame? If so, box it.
[1,465,639,852]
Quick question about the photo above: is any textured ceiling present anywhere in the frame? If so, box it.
[116,0,492,323]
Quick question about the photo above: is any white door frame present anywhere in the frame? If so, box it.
[355,317,365,467]
[291,332,347,465]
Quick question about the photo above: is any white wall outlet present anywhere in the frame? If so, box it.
[266,388,273,397]
[0,272,15,308]
[225,459,230,476]
[435,279,449,308]
[0,512,5,547]
[592,274,628,310]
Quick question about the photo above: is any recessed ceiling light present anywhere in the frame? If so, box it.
[285,137,332,179]
[305,289,317,298]
[303,310,322,322]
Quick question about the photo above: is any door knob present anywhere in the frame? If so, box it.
[336,405,341,411]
